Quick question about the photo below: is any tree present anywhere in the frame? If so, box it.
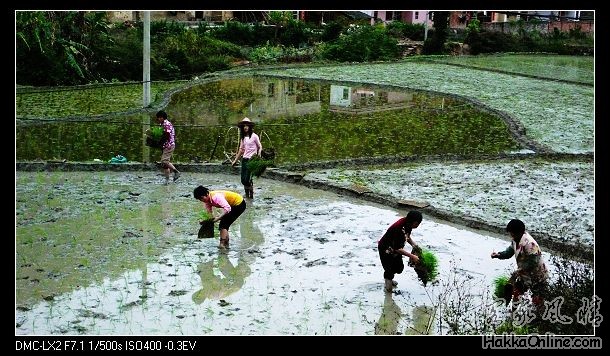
[266,11,293,43]
[16,11,112,85]
[423,11,449,54]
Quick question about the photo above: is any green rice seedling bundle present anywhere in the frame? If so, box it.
[410,245,439,286]
[247,157,274,177]
[493,274,512,304]
[198,211,214,239]
[146,126,165,148]
[199,211,213,221]
[150,126,164,140]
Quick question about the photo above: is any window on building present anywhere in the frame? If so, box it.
[342,88,349,100]
[415,12,419,19]
[268,83,275,97]
[287,81,295,95]
[385,11,393,21]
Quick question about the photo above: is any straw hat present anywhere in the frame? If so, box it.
[237,117,255,126]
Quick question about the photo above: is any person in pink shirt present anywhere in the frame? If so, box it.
[156,110,181,184]
[193,185,246,249]
[231,117,262,199]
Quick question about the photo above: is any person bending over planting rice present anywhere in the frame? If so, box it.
[194,186,246,249]
[378,210,422,292]
[491,219,549,308]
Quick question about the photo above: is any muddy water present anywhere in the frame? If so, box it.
[16,172,557,335]
[16,76,518,164]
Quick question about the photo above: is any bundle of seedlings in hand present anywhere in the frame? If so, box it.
[150,126,164,141]
[146,126,165,148]
[493,274,512,305]
[198,211,215,239]
[199,210,213,221]
[247,156,274,177]
[410,245,439,286]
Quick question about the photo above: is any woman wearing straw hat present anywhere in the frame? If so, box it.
[231,117,262,199]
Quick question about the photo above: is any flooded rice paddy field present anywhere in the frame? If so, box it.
[16,171,564,335]
[304,157,594,248]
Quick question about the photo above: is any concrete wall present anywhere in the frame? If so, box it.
[483,20,594,35]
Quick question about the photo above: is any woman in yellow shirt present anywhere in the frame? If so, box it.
[194,186,246,249]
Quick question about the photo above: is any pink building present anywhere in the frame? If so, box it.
[367,10,432,26]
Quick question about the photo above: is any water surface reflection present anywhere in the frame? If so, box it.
[16,77,519,163]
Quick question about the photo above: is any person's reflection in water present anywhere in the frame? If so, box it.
[192,209,264,304]
[374,293,403,335]
[405,305,435,335]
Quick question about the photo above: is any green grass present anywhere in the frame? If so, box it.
[16,81,186,118]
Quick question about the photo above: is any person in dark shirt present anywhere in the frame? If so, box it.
[378,210,423,292]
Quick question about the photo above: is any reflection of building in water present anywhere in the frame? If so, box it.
[169,77,258,126]
[169,77,452,125]
[329,85,416,114]
[249,78,321,120]
[330,85,352,107]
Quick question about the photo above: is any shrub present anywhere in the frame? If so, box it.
[210,21,256,45]
[385,21,425,40]
[279,19,309,47]
[248,43,285,63]
[465,30,521,55]
[152,32,241,78]
[533,256,595,334]
[320,25,400,62]
[494,321,531,335]
[320,21,344,42]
